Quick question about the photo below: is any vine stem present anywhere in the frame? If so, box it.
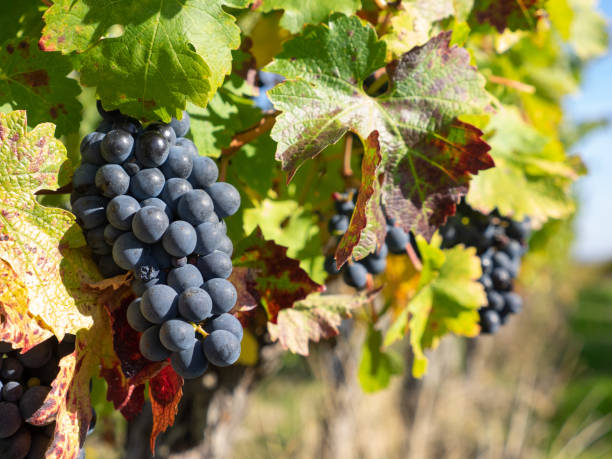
[405,242,423,271]
[221,112,278,157]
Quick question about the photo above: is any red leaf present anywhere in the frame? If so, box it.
[234,231,324,323]
[149,365,183,452]
[470,0,544,32]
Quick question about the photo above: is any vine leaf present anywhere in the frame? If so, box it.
[0,110,96,339]
[233,230,324,323]
[0,37,82,137]
[266,16,494,241]
[358,325,403,393]
[259,0,362,33]
[469,0,545,32]
[40,0,246,121]
[467,106,582,226]
[268,293,368,355]
[149,366,183,452]
[335,131,386,266]
[384,234,485,378]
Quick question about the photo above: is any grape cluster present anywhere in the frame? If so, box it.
[440,203,530,334]
[0,336,91,459]
[71,102,243,379]
[323,190,413,290]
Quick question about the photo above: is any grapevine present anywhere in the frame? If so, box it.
[0,1,605,457]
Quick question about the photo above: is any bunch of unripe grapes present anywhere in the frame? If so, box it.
[440,203,530,334]
[0,336,94,459]
[323,190,414,290]
[71,102,243,379]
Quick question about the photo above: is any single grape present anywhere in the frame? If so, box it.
[159,320,195,352]
[98,255,125,278]
[204,313,243,341]
[197,250,232,280]
[160,178,192,212]
[492,251,513,271]
[95,164,130,198]
[147,123,176,146]
[103,224,124,246]
[100,129,134,164]
[175,137,198,159]
[86,226,112,255]
[96,100,121,120]
[167,264,203,294]
[491,267,512,291]
[335,200,355,217]
[2,382,23,403]
[19,385,50,421]
[190,156,218,188]
[203,330,240,367]
[139,326,171,362]
[502,292,523,314]
[328,214,349,235]
[1,358,23,381]
[506,219,531,240]
[217,235,233,257]
[113,116,142,136]
[486,290,504,312]
[194,222,224,256]
[80,132,105,165]
[205,182,240,218]
[17,339,53,369]
[73,163,98,194]
[132,206,170,244]
[123,155,141,176]
[324,255,340,275]
[479,274,493,291]
[204,278,237,315]
[72,196,108,229]
[361,255,386,275]
[136,131,170,167]
[140,197,173,220]
[178,287,212,322]
[160,145,193,179]
[169,111,190,137]
[106,195,140,231]
[386,226,408,254]
[129,168,165,200]
[0,402,22,439]
[342,263,368,290]
[177,190,214,226]
[170,340,208,379]
[112,232,149,271]
[140,285,178,323]
[479,308,501,334]
[503,239,523,259]
[162,221,197,257]
[96,119,114,133]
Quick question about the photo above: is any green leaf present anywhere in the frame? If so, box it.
[266,16,493,240]
[466,106,581,225]
[568,0,609,60]
[40,0,245,121]
[260,0,362,33]
[0,110,96,339]
[335,132,386,267]
[268,293,368,355]
[358,325,403,393]
[0,37,82,137]
[187,75,262,158]
[384,234,485,378]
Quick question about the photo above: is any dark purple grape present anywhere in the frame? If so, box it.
[136,131,170,167]
[139,326,171,361]
[170,341,208,379]
[129,168,165,200]
[100,129,134,164]
[169,111,190,137]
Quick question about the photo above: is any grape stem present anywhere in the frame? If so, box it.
[405,242,423,271]
[221,112,278,157]
[193,324,209,338]
[342,135,353,177]
[488,75,535,93]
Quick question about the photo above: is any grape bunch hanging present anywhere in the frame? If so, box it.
[324,189,414,290]
[0,337,93,459]
[71,102,243,379]
[440,203,530,334]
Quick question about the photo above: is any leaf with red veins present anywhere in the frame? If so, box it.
[266,17,493,240]
[470,0,544,32]
[335,131,386,267]
[233,230,324,322]
[149,366,183,452]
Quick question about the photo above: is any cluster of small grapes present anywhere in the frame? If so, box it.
[0,336,94,458]
[323,190,413,290]
[71,102,243,379]
[440,203,530,334]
